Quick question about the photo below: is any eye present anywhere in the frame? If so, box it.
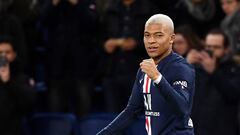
[154,34,162,38]
[144,33,150,38]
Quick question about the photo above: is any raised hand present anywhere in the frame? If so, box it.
[140,59,160,80]
[199,50,216,74]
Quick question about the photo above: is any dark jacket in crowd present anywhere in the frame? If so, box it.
[101,0,158,77]
[41,0,99,80]
[221,7,240,55]
[191,57,240,135]
[40,0,100,116]
[0,61,36,135]
[0,13,27,69]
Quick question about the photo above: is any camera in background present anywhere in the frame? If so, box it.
[204,49,213,57]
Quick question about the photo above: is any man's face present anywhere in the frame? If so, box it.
[0,42,16,63]
[144,23,174,59]
[205,34,226,59]
[221,0,239,15]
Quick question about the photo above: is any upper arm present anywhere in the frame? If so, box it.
[170,64,195,102]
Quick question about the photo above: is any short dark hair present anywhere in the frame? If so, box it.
[206,28,229,48]
[0,35,16,51]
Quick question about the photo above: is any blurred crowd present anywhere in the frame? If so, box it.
[0,0,240,135]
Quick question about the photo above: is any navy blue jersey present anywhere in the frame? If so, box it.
[97,52,195,135]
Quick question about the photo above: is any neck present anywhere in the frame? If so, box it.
[153,48,172,64]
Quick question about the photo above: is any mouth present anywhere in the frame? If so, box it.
[147,46,158,53]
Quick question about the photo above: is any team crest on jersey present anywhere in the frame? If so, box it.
[173,80,188,89]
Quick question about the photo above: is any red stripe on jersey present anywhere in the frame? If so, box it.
[146,76,150,93]
[146,117,149,133]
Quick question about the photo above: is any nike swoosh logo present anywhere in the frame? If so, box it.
[139,78,143,84]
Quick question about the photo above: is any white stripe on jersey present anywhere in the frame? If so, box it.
[143,74,152,93]
[145,116,152,135]
[143,74,152,135]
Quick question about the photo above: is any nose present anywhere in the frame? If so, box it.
[147,36,156,44]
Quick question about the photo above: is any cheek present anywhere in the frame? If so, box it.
[214,50,224,58]
[173,44,181,51]
[182,44,189,52]
[222,4,230,14]
[6,53,16,62]
[158,38,171,47]
[156,39,166,48]
[143,39,148,47]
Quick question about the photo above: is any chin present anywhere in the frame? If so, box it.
[148,54,159,59]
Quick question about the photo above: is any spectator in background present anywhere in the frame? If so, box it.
[7,0,47,80]
[0,0,27,71]
[149,0,225,38]
[0,36,36,135]
[99,0,158,112]
[95,0,114,21]
[180,0,216,21]
[173,25,204,57]
[220,0,240,55]
[0,0,48,87]
[188,28,240,135]
[40,0,99,117]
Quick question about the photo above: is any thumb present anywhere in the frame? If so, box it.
[150,58,156,64]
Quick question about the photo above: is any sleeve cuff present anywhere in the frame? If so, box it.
[153,74,162,84]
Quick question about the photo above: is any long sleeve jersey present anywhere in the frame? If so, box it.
[97,52,195,135]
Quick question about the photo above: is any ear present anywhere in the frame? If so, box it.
[170,34,175,44]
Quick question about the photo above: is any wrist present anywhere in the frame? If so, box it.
[152,72,160,80]
[153,73,162,84]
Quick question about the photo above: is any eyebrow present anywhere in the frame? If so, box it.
[144,32,164,34]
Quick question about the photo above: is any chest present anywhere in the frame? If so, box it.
[139,73,170,112]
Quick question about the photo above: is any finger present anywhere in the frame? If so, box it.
[141,67,146,73]
[140,63,149,69]
[143,59,152,63]
[143,59,155,66]
[200,51,211,59]
[141,61,150,66]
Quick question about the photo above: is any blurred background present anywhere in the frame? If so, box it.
[0,0,240,134]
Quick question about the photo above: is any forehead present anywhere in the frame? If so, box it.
[206,34,224,46]
[0,43,14,51]
[144,23,170,34]
[175,34,185,40]
[221,0,237,3]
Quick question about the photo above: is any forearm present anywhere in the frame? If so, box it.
[155,76,190,116]
[97,105,142,135]
[98,70,143,134]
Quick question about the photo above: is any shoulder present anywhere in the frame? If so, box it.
[166,53,195,76]
[135,68,143,78]
[169,53,193,67]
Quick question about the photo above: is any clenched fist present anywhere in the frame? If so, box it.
[140,59,160,80]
